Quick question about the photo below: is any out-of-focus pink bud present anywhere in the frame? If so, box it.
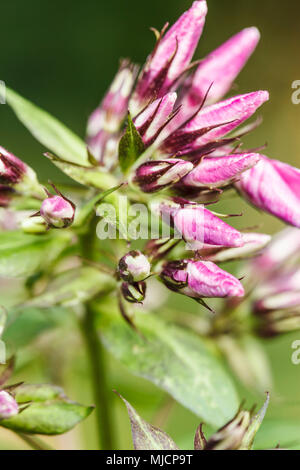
[248,228,300,276]
[254,291,300,314]
[39,187,75,229]
[0,186,15,208]
[159,199,244,249]
[0,391,19,420]
[118,250,151,282]
[183,27,260,110]
[160,259,244,299]
[134,93,178,147]
[0,146,27,185]
[204,232,271,263]
[0,146,40,193]
[255,267,300,300]
[130,1,208,114]
[121,281,147,304]
[134,158,193,193]
[181,153,260,189]
[87,60,137,164]
[161,91,269,157]
[236,156,300,227]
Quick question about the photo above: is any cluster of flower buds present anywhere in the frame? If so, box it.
[0,390,19,420]
[31,184,76,230]
[196,394,269,450]
[245,228,300,337]
[87,60,138,166]
[118,251,151,304]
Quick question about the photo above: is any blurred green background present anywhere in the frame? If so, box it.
[1,0,300,450]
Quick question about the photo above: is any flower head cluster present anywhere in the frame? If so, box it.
[83,0,300,307]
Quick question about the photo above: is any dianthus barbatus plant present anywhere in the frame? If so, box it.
[0,0,297,450]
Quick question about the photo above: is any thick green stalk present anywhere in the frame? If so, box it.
[80,216,115,450]
[16,432,54,451]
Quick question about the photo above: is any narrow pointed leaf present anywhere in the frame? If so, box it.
[5,88,89,166]
[117,393,179,450]
[119,113,145,174]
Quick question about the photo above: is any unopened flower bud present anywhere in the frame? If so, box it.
[236,156,300,228]
[158,199,244,249]
[0,391,19,420]
[121,281,147,304]
[118,251,151,282]
[0,146,43,198]
[37,185,76,229]
[160,259,244,300]
[134,159,193,193]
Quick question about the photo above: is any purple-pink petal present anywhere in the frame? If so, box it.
[236,156,300,227]
[182,152,260,188]
[184,27,260,108]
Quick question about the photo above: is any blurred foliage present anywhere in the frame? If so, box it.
[0,0,300,450]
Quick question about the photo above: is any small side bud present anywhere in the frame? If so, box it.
[121,281,147,304]
[134,159,193,193]
[0,390,19,420]
[37,185,76,229]
[118,251,151,282]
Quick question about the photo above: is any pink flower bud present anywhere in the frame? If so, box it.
[181,153,260,189]
[159,199,244,249]
[40,192,75,229]
[0,146,27,185]
[87,60,137,164]
[236,155,300,227]
[184,27,260,109]
[160,259,244,299]
[0,185,15,207]
[0,391,19,420]
[160,91,269,157]
[134,158,193,193]
[134,93,178,147]
[130,1,208,114]
[118,251,151,282]
[248,228,300,278]
[255,291,300,314]
[121,281,147,304]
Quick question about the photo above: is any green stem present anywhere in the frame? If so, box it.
[82,303,114,450]
[80,215,115,450]
[16,432,54,451]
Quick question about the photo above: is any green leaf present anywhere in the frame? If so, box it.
[24,267,116,308]
[3,306,68,349]
[119,113,145,174]
[45,152,118,190]
[5,88,89,166]
[14,384,66,404]
[95,301,239,427]
[0,307,7,338]
[0,231,72,278]
[117,393,179,450]
[0,401,93,435]
[254,418,300,450]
